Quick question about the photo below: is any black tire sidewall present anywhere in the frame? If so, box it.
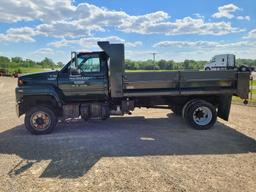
[25,106,57,135]
[239,65,249,72]
[182,99,203,119]
[186,101,217,130]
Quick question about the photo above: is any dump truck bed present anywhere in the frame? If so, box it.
[123,71,250,99]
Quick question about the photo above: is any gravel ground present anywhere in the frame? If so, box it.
[0,77,256,192]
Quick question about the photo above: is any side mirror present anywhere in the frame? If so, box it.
[71,51,78,67]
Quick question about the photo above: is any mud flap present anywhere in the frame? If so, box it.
[217,95,232,121]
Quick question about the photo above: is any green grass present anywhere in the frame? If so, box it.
[250,89,256,94]
[232,96,256,105]
[251,80,256,86]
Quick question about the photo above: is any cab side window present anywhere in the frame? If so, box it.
[80,57,100,73]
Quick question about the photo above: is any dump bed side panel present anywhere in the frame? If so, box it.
[179,71,236,95]
[124,72,179,89]
[123,71,240,97]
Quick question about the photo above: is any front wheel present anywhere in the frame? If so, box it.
[185,101,217,130]
[25,106,57,135]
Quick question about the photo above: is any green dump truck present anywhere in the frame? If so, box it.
[16,42,251,134]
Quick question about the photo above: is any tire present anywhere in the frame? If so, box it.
[25,106,57,135]
[80,105,90,121]
[182,99,201,119]
[239,65,249,72]
[185,101,217,130]
[205,67,211,71]
[101,104,110,120]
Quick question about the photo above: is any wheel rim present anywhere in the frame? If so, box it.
[192,106,212,126]
[30,111,51,130]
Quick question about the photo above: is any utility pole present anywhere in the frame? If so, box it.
[151,52,158,64]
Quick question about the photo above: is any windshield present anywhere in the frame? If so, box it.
[210,57,216,63]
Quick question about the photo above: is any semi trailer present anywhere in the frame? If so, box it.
[16,41,251,134]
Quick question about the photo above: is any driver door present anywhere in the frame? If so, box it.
[58,54,108,101]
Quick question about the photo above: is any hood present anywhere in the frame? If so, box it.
[18,70,59,86]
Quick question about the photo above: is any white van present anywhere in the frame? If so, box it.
[204,54,235,71]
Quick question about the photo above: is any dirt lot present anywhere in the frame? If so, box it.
[0,77,256,192]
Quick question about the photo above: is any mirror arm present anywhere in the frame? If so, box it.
[71,51,78,67]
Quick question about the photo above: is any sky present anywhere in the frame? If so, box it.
[0,0,255,63]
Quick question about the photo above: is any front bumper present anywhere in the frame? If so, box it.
[15,87,24,117]
[16,103,22,117]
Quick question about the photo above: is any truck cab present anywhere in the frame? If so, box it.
[204,54,235,71]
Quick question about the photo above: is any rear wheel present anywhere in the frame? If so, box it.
[80,105,90,121]
[205,67,211,71]
[25,106,57,135]
[184,101,217,130]
[182,99,200,119]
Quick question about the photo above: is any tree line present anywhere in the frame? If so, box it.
[0,56,64,73]
[125,58,256,70]
[0,55,256,74]
[125,59,207,70]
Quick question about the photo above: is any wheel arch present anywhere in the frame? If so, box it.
[19,95,62,116]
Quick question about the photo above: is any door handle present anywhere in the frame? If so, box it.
[73,80,86,85]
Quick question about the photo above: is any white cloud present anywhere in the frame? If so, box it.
[236,16,250,21]
[153,41,218,48]
[0,33,34,43]
[35,21,104,38]
[212,4,240,19]
[0,27,38,42]
[48,36,124,48]
[139,17,243,35]
[0,26,45,43]
[212,4,250,21]
[244,29,256,39]
[193,13,204,19]
[126,41,143,48]
[152,40,256,60]
[33,48,54,55]
[153,40,256,49]
[0,1,243,39]
[0,0,75,23]
[48,36,142,49]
